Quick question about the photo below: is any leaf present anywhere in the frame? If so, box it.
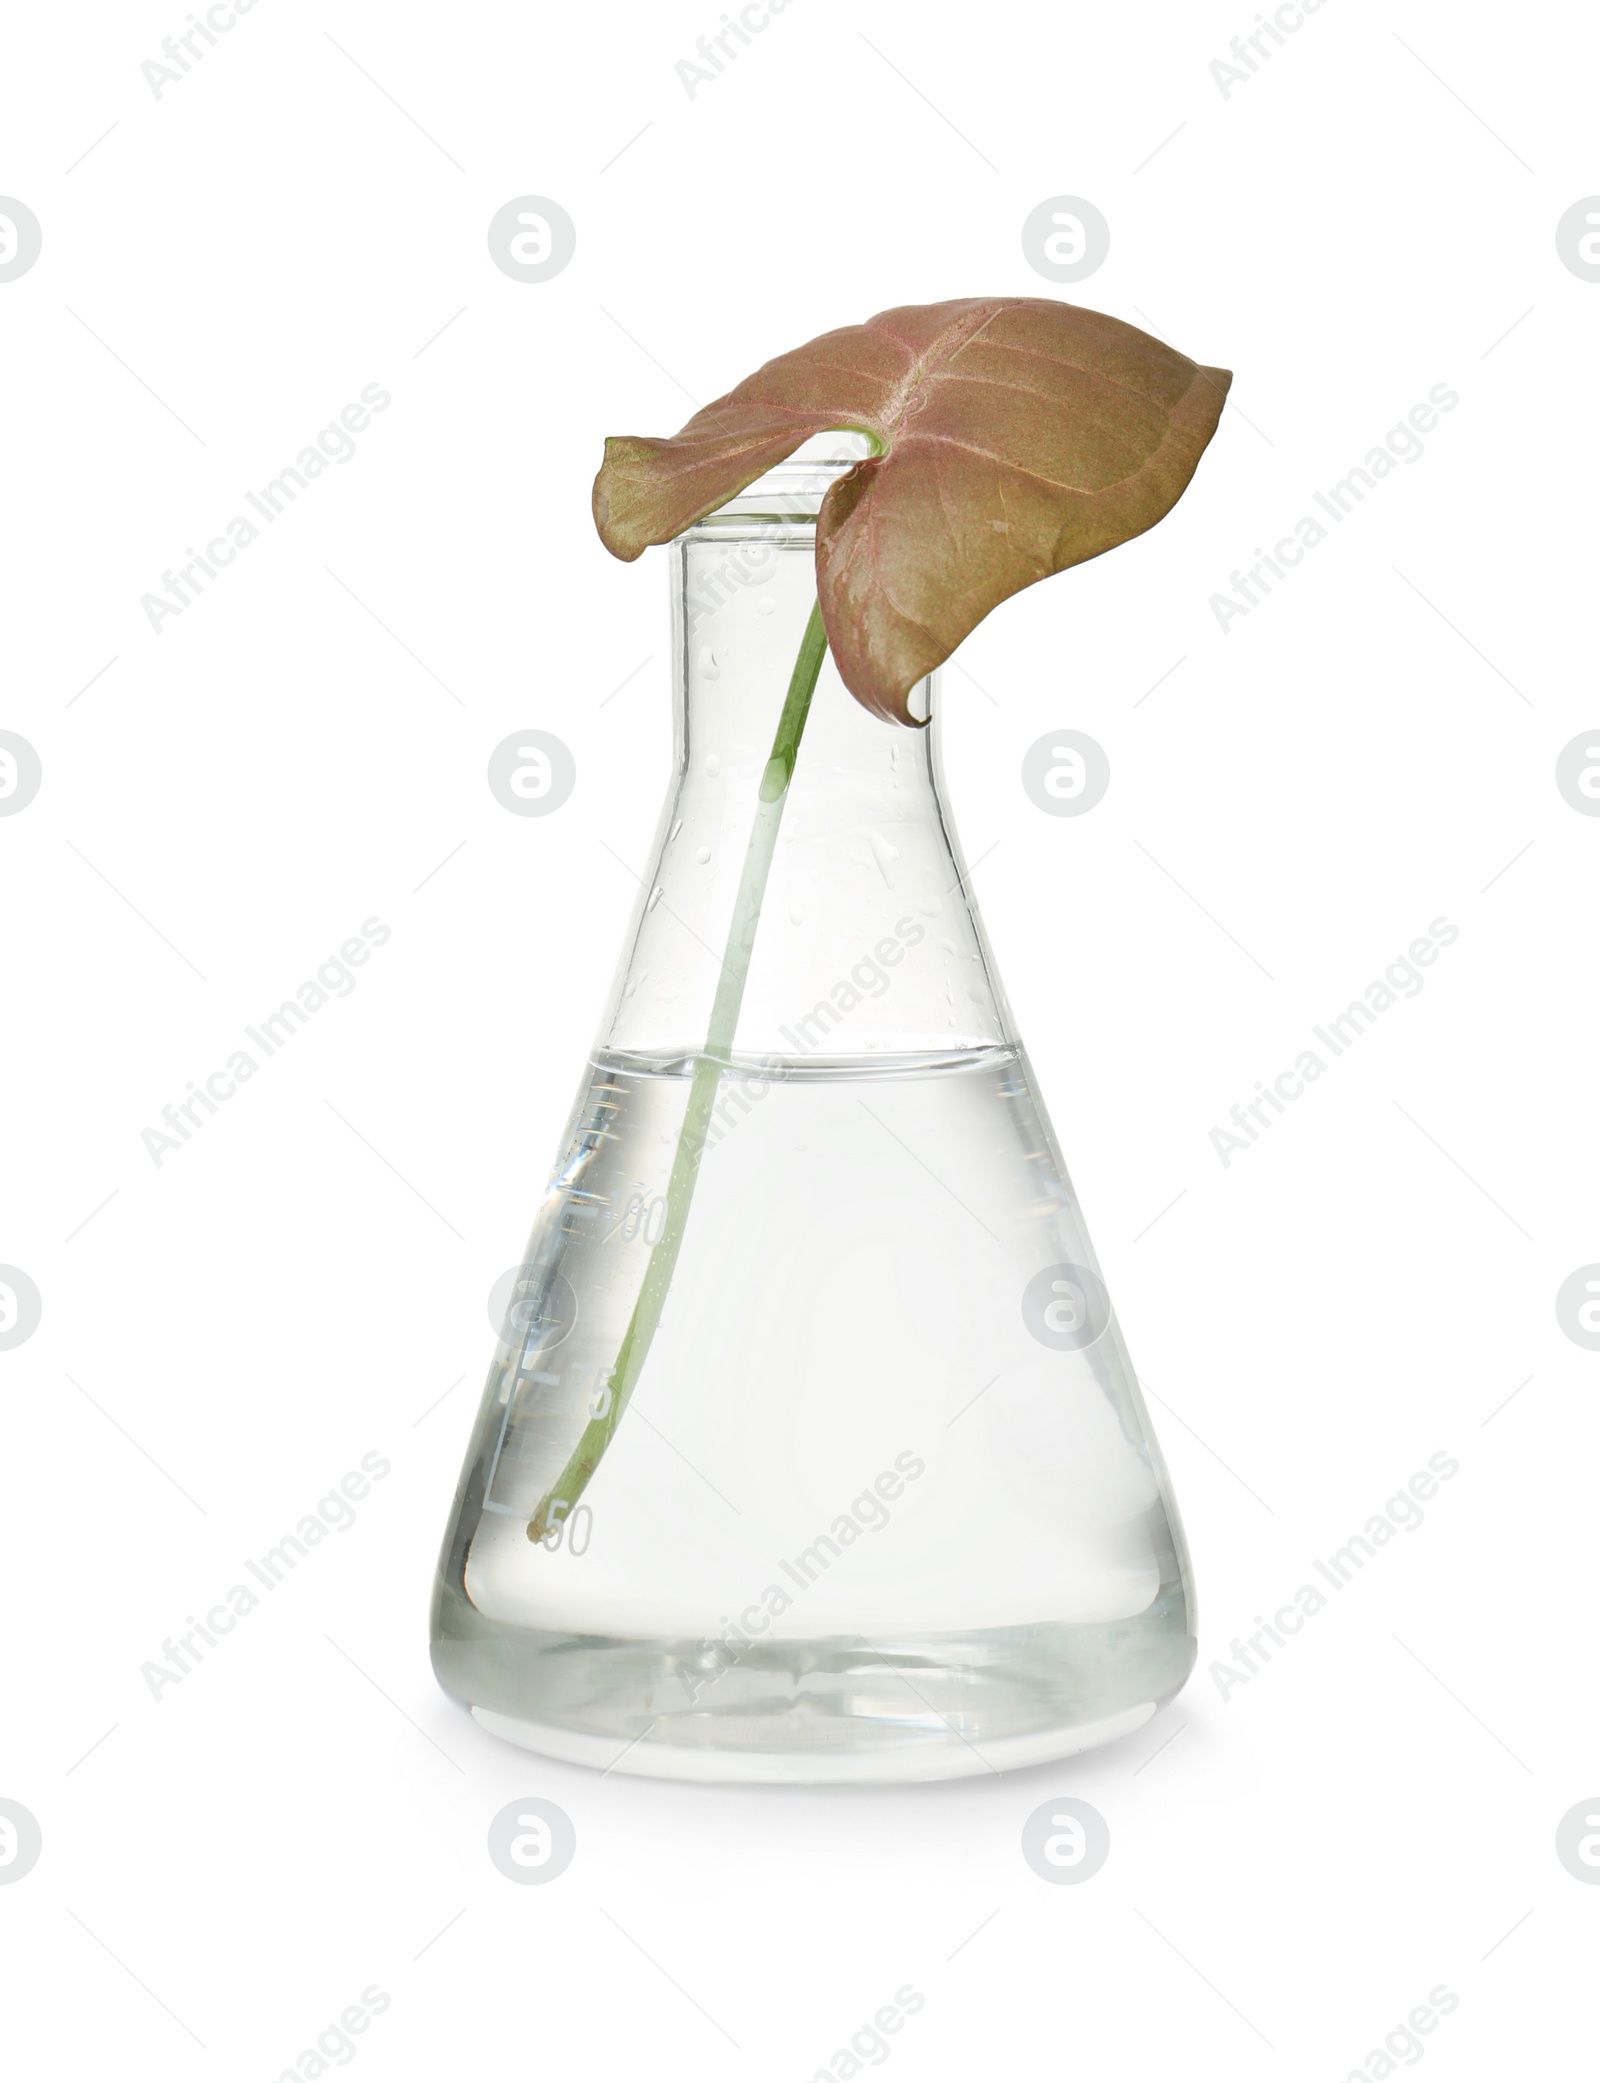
[593,297,1231,724]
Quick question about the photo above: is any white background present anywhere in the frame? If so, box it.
[3,0,1598,2075]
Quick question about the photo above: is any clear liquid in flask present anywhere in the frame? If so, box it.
[432,1043,1194,1782]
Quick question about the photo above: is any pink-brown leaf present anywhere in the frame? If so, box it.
[593,297,1230,724]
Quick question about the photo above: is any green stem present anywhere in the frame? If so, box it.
[528,602,829,1540]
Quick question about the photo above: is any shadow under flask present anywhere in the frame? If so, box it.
[431,449,1196,1782]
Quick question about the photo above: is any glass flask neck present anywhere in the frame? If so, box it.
[598,455,1013,1066]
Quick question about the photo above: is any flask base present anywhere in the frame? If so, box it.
[432,1590,1195,1784]
[466,1697,1162,1783]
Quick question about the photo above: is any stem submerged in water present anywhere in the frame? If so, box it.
[527,602,829,1540]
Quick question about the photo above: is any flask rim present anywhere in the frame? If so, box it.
[690,429,876,526]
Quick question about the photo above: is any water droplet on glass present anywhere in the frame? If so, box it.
[757,595,776,617]
[668,819,683,842]
[790,905,805,924]
[698,647,721,681]
[646,886,664,912]
[695,845,711,864]
[705,754,723,780]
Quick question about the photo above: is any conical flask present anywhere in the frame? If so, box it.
[431,446,1195,1782]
